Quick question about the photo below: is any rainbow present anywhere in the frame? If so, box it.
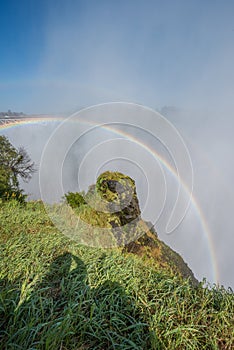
[0,115,219,284]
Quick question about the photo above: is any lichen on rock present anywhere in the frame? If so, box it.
[96,171,141,224]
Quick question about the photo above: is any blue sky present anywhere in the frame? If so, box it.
[0,0,234,113]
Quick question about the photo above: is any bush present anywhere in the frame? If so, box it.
[64,191,86,208]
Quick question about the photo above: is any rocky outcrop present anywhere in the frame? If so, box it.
[90,171,198,285]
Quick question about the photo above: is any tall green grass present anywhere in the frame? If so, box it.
[0,201,233,349]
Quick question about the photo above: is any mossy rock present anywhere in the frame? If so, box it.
[96,171,141,225]
[96,172,198,284]
[68,171,198,284]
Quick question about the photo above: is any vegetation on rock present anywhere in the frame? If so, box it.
[64,171,198,284]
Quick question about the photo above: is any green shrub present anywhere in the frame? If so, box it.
[64,191,86,208]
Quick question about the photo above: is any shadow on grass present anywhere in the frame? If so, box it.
[0,252,151,350]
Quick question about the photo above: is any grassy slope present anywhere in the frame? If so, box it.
[0,200,233,350]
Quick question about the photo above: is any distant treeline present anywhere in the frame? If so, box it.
[0,110,26,117]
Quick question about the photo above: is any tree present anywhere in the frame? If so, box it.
[0,135,35,201]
